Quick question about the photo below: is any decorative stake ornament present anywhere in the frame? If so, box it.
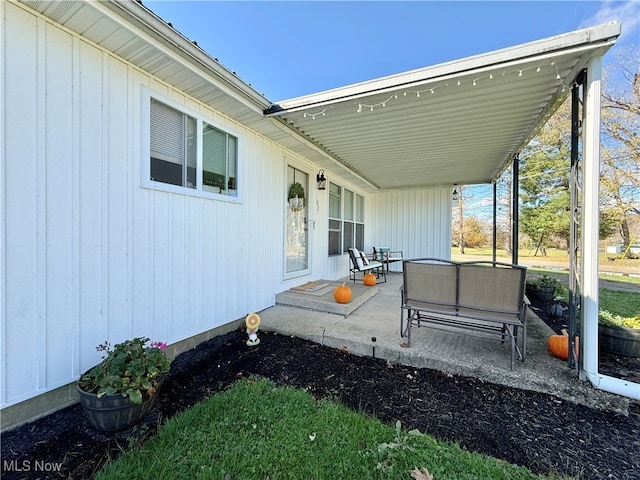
[245,313,261,346]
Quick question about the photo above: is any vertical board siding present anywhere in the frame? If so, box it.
[77,43,107,374]
[367,187,451,265]
[1,3,453,409]
[44,22,75,385]
[1,4,282,407]
[3,4,40,401]
[106,56,131,346]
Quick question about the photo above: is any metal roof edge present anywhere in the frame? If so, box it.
[271,22,621,112]
[102,0,273,112]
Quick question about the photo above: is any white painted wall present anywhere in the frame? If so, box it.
[1,4,281,407]
[1,2,452,409]
[368,187,452,267]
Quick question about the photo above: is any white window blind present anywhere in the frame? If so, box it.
[150,99,183,165]
[203,125,226,175]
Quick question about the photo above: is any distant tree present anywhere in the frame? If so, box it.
[519,101,572,254]
[463,216,489,248]
[600,47,639,256]
[452,185,465,254]
[500,170,513,255]
[519,49,638,254]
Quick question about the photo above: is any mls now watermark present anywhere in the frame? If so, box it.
[3,459,63,473]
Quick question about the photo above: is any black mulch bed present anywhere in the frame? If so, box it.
[2,301,639,480]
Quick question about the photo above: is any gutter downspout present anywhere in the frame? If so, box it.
[581,56,640,401]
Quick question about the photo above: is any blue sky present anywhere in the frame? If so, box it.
[145,1,638,101]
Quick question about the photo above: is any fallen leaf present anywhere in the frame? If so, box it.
[410,467,434,480]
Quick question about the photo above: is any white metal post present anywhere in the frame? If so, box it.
[582,56,640,400]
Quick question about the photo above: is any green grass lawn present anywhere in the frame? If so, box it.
[451,247,640,271]
[95,378,555,480]
[452,247,639,289]
[524,268,639,316]
[600,289,640,317]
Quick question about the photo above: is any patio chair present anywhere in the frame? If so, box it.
[373,247,404,272]
[347,248,386,283]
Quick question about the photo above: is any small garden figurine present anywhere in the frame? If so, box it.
[245,313,261,346]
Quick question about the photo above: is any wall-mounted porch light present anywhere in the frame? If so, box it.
[317,169,327,190]
[452,184,459,201]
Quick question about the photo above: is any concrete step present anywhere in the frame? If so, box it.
[276,280,379,316]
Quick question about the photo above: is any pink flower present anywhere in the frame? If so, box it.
[150,341,167,350]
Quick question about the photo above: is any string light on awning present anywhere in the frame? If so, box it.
[299,60,567,118]
[357,94,396,112]
[303,109,327,120]
[352,61,566,114]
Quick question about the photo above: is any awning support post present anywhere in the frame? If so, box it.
[579,56,640,400]
[568,70,585,370]
[511,154,519,265]
[492,181,497,263]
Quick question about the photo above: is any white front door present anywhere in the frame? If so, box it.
[285,165,310,278]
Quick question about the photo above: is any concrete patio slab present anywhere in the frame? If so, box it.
[260,273,631,413]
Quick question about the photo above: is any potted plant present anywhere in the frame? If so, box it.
[598,311,640,357]
[525,274,566,302]
[287,182,305,211]
[77,337,171,431]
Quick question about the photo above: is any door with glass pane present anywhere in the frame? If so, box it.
[285,166,309,277]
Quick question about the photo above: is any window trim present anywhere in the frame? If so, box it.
[328,182,365,256]
[141,89,243,203]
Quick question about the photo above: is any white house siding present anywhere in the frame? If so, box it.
[368,187,452,267]
[2,3,301,409]
[0,2,454,414]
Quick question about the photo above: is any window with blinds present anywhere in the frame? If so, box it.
[149,97,238,197]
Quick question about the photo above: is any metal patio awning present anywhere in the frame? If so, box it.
[266,22,621,191]
[24,0,620,192]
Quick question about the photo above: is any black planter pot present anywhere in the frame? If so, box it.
[599,324,640,357]
[525,283,556,302]
[77,382,162,432]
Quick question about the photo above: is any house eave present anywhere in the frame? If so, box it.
[102,0,273,113]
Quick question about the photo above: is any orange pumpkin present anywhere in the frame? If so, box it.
[548,329,579,361]
[363,273,376,286]
[334,283,352,304]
